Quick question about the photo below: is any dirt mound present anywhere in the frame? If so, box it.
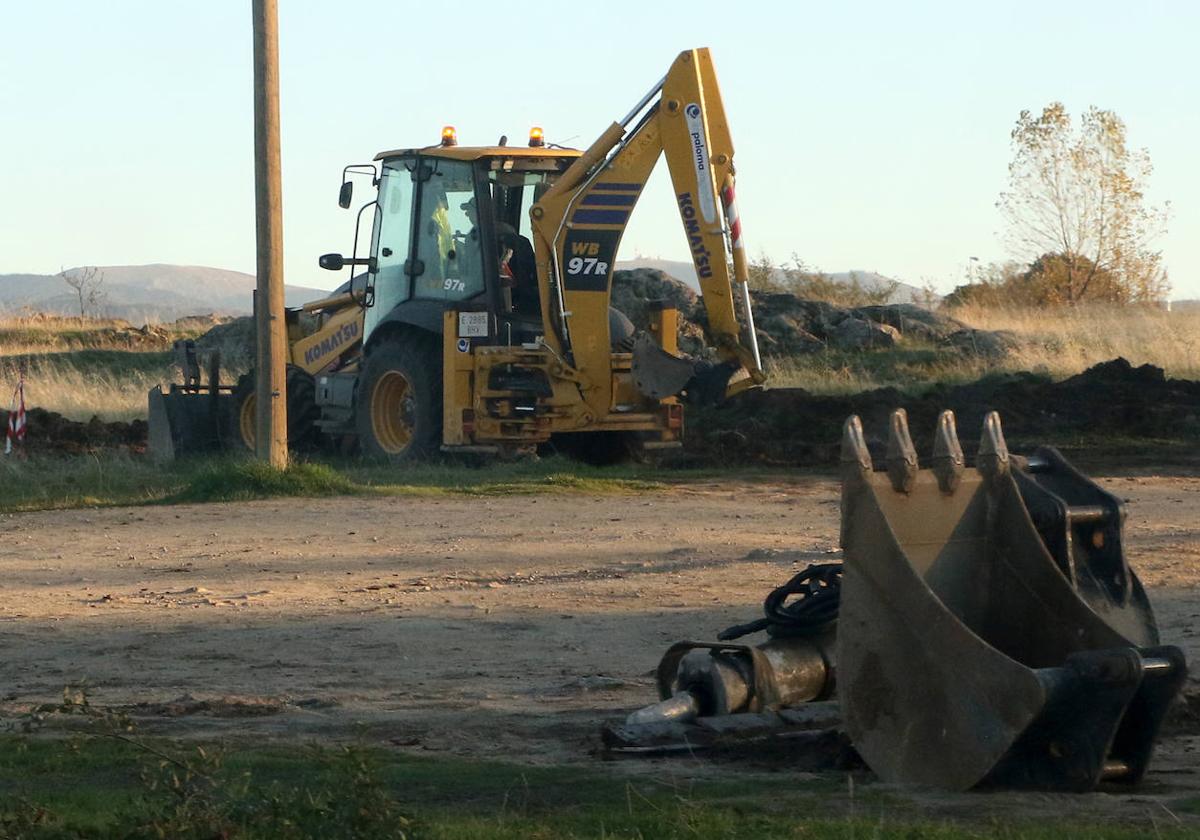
[17,407,147,455]
[194,316,255,366]
[687,358,1200,465]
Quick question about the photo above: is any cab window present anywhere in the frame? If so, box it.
[413,160,484,302]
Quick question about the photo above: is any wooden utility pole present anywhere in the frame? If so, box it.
[252,0,288,467]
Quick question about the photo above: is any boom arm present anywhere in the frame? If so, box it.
[531,48,765,415]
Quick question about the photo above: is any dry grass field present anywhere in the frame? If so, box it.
[955,302,1200,376]
[0,313,237,421]
[767,304,1200,393]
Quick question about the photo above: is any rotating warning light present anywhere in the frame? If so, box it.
[528,126,545,147]
[440,126,458,146]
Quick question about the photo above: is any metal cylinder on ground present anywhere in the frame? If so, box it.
[627,634,834,725]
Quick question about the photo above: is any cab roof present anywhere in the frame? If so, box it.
[373,145,581,162]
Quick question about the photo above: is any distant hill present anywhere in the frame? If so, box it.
[0,265,327,322]
[616,258,931,306]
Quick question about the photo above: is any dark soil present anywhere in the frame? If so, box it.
[686,358,1200,467]
[16,407,147,455]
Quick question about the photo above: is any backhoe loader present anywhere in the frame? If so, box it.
[148,48,765,461]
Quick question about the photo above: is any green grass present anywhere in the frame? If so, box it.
[2,349,173,376]
[173,460,361,503]
[0,735,1191,839]
[0,454,695,514]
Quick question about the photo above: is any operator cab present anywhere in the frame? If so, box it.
[354,138,581,347]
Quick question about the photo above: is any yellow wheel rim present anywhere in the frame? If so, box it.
[370,370,414,454]
[238,392,257,450]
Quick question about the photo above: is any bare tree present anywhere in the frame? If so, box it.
[997,103,1170,304]
[59,266,108,318]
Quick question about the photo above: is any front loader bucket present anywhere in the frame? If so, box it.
[147,385,234,461]
[837,410,1185,791]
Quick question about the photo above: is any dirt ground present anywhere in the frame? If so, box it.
[1,475,1198,821]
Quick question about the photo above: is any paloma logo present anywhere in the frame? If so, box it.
[682,102,717,224]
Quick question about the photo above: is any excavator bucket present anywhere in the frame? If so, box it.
[837,410,1186,791]
[147,342,236,461]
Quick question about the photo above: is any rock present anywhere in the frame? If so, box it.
[611,268,706,354]
[611,268,698,329]
[852,304,966,342]
[754,316,825,354]
[829,317,901,350]
[747,294,842,352]
[943,328,1021,359]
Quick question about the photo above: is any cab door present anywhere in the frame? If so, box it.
[364,157,416,344]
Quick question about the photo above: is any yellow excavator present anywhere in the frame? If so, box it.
[148,47,765,461]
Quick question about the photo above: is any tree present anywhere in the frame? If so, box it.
[944,260,1025,308]
[59,266,107,318]
[997,103,1170,304]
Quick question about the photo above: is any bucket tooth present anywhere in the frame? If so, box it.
[885,409,918,493]
[978,410,1010,478]
[931,410,965,493]
[840,415,872,478]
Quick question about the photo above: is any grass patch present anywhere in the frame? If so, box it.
[0,454,687,514]
[169,460,360,503]
[0,452,184,512]
[0,735,1191,839]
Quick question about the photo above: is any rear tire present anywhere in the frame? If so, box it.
[227,366,320,453]
[355,334,442,461]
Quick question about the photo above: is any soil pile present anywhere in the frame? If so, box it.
[688,358,1200,465]
[193,316,255,367]
[15,408,147,455]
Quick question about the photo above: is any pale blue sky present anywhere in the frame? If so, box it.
[2,1,1196,295]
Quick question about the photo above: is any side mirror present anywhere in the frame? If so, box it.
[338,181,353,209]
[319,253,345,271]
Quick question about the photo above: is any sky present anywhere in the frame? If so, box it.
[1,1,1197,296]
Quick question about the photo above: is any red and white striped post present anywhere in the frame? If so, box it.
[721,178,761,370]
[5,364,27,455]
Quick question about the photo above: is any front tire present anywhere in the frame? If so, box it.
[228,366,320,452]
[355,334,442,461]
